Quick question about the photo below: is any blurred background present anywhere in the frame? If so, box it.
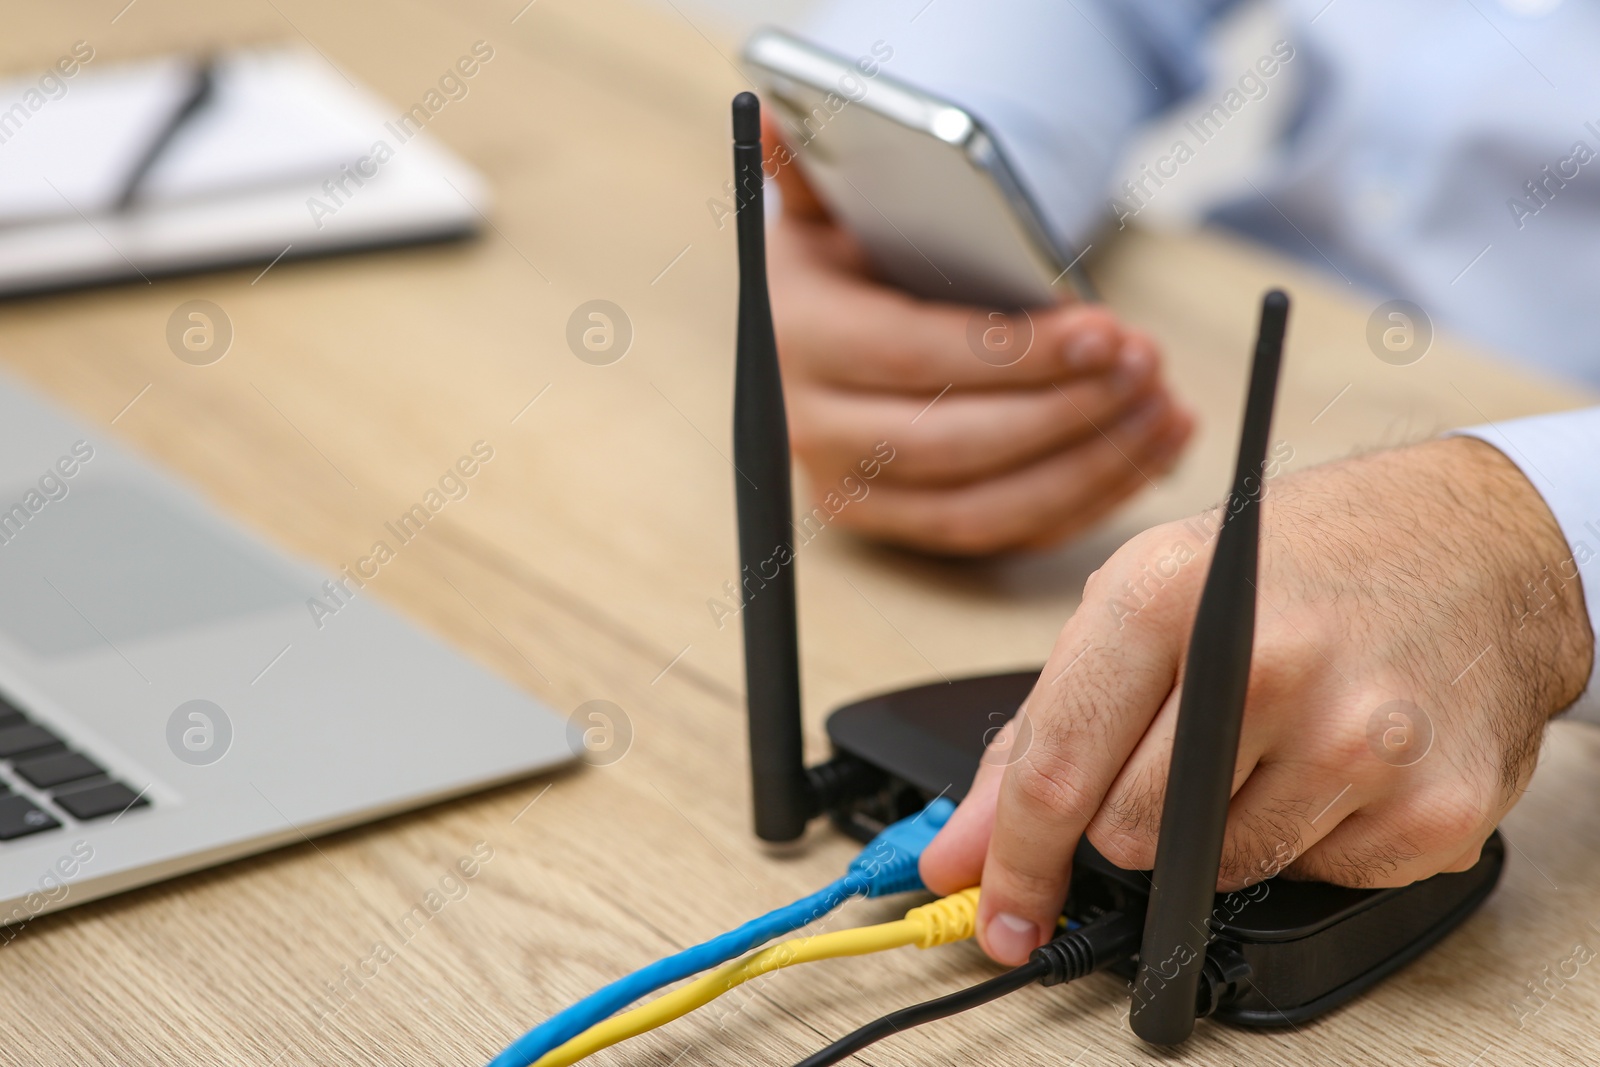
[676,0,1291,231]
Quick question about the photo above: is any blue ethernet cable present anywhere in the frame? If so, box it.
[488,797,957,1067]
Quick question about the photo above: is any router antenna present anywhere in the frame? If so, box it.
[731,92,813,843]
[1131,289,1288,1044]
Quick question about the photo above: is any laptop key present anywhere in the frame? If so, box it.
[15,752,104,790]
[0,723,62,759]
[53,782,148,822]
[0,794,61,839]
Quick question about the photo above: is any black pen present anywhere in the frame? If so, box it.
[113,54,217,212]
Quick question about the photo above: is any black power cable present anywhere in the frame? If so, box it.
[794,961,1046,1067]
[792,910,1142,1067]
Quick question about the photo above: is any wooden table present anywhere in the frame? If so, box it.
[4,2,1599,1064]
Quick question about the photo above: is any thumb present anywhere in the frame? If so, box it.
[759,108,828,220]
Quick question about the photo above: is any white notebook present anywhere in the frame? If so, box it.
[0,47,489,295]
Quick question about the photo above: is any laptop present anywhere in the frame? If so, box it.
[0,370,573,929]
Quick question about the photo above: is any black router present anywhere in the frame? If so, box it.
[729,92,1503,1042]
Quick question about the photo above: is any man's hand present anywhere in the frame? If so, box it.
[763,116,1194,555]
[919,436,1594,964]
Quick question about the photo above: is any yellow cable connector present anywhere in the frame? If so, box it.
[903,886,982,947]
[531,887,982,1067]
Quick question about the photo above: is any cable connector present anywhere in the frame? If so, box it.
[906,887,981,948]
[1032,911,1142,986]
[845,796,956,898]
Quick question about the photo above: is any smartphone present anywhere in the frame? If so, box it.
[743,27,1093,308]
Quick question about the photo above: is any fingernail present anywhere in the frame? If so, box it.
[985,912,1042,965]
[1154,406,1193,443]
[1064,330,1113,372]
[1121,396,1168,436]
[1110,343,1155,393]
[1122,340,1155,374]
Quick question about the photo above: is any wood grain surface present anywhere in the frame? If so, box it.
[1,1,1598,1064]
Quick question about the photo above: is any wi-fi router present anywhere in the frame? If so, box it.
[728,92,1503,1042]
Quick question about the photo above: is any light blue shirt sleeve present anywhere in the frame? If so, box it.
[799,0,1237,249]
[1455,410,1600,723]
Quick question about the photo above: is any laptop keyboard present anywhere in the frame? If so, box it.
[0,696,148,841]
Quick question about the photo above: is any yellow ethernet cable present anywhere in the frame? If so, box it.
[531,888,982,1067]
